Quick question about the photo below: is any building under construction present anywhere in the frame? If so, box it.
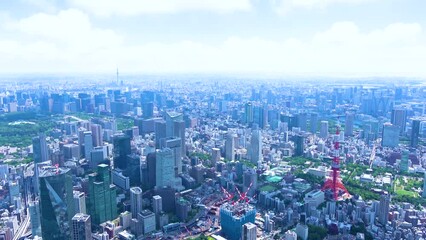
[220,202,256,240]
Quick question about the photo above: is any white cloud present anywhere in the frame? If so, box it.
[272,0,376,14]
[1,11,425,77]
[69,0,252,16]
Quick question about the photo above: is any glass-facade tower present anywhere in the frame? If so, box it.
[39,167,74,240]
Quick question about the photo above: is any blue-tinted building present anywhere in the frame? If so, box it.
[382,123,400,148]
[220,203,256,240]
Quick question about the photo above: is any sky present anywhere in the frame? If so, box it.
[0,0,426,77]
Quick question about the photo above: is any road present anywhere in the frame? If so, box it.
[13,209,30,240]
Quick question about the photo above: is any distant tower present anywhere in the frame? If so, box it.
[321,124,350,201]
[116,68,119,85]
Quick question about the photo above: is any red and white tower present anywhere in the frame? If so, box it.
[322,124,351,201]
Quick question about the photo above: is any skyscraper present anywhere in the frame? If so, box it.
[297,113,308,132]
[91,124,103,147]
[344,112,354,137]
[250,128,262,164]
[243,169,257,197]
[242,222,256,240]
[378,193,390,225]
[71,213,92,240]
[73,191,87,214]
[33,133,48,163]
[411,119,420,148]
[310,113,318,134]
[87,164,117,226]
[211,148,221,166]
[130,187,143,219]
[160,137,182,175]
[391,107,407,134]
[294,134,305,156]
[83,131,93,161]
[320,121,329,139]
[154,120,167,149]
[29,200,41,237]
[225,132,235,161]
[382,123,400,148]
[113,133,131,170]
[155,148,175,188]
[244,102,254,124]
[173,120,186,157]
[152,195,162,215]
[39,167,74,240]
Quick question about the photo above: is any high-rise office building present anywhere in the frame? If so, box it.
[242,222,256,240]
[73,191,87,214]
[160,137,182,175]
[63,143,80,160]
[250,128,262,164]
[411,119,420,148]
[243,169,257,197]
[225,132,235,161]
[294,134,305,156]
[345,113,354,137]
[320,121,329,139]
[211,148,221,166]
[142,102,154,119]
[87,164,117,226]
[144,152,157,189]
[152,195,162,215]
[297,113,308,132]
[91,124,103,147]
[244,102,254,124]
[138,210,156,235]
[39,167,74,240]
[253,105,267,129]
[391,107,407,134]
[310,113,318,134]
[113,133,131,170]
[83,131,93,161]
[220,203,256,240]
[90,146,107,170]
[382,123,400,148]
[71,213,92,240]
[378,193,390,225]
[130,187,143,219]
[33,133,48,163]
[155,148,175,188]
[165,111,183,137]
[29,200,41,237]
[173,120,186,157]
[154,120,167,149]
